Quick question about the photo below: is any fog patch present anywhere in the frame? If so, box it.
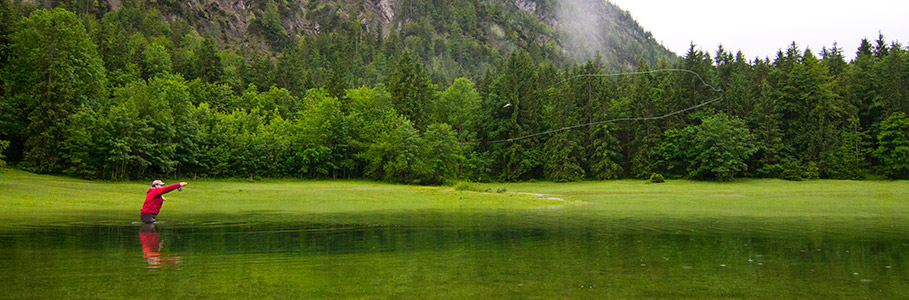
[555,0,610,62]
[490,24,516,53]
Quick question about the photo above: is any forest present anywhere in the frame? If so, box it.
[1,1,907,183]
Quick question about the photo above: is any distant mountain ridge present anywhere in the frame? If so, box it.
[52,0,674,69]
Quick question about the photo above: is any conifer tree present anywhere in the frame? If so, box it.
[194,37,222,83]
[875,112,909,179]
[387,51,436,128]
[483,50,544,181]
[2,8,106,173]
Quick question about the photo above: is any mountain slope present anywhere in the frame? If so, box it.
[88,0,674,70]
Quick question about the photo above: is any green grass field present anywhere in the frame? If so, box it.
[0,168,557,226]
[1,168,907,231]
[499,178,909,218]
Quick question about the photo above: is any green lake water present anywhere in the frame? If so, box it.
[1,209,907,299]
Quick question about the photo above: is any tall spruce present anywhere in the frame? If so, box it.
[387,51,436,129]
[875,112,909,179]
[2,8,107,173]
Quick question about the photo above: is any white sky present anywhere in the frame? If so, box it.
[608,0,908,61]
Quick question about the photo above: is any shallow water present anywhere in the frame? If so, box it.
[1,210,907,299]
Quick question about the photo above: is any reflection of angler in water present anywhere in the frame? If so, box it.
[139,223,182,269]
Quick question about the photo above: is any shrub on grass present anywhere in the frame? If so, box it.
[0,140,8,168]
[648,173,665,183]
[454,181,482,192]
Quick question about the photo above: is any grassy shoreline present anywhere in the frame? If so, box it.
[0,168,555,226]
[1,168,907,231]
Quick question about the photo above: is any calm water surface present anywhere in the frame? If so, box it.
[1,210,907,299]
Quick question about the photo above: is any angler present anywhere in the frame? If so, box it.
[140,180,188,224]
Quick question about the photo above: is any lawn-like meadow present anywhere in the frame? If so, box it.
[1,168,906,232]
[0,168,554,226]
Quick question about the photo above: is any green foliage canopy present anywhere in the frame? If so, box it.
[1,3,907,184]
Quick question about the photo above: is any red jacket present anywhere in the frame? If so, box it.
[141,183,181,215]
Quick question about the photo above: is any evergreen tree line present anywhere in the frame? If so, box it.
[1,6,907,183]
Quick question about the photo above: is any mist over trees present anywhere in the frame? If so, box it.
[1,1,907,182]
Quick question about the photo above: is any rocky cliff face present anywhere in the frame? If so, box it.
[377,0,395,23]
[514,0,537,14]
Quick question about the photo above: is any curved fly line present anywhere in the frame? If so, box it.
[480,68,725,144]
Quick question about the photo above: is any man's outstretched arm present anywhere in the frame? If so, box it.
[159,182,187,195]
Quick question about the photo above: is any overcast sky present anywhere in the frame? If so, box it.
[607,0,907,61]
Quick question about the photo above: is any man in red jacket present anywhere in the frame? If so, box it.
[140,180,188,224]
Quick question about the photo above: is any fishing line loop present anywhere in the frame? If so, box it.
[479,68,724,144]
